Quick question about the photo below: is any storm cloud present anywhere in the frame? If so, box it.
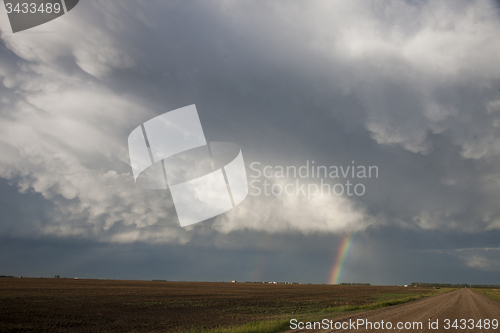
[1,0,500,284]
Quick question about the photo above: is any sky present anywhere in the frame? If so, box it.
[1,0,500,285]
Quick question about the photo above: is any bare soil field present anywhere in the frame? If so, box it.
[0,278,432,332]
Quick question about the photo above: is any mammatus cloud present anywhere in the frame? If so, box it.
[1,0,500,246]
[0,5,184,241]
[0,1,383,242]
[0,1,134,77]
[218,0,500,156]
[0,69,188,242]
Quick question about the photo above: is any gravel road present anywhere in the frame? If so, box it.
[287,288,500,332]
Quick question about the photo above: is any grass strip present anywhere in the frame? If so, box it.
[472,288,500,303]
[179,288,454,333]
[181,320,291,333]
[320,288,452,314]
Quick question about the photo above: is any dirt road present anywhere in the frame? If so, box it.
[289,288,500,332]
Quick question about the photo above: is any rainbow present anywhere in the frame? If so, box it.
[328,232,354,284]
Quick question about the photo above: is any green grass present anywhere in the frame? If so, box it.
[472,288,500,303]
[371,292,418,302]
[320,288,452,314]
[180,320,291,333]
[178,288,455,333]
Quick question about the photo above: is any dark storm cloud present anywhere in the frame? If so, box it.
[1,0,500,283]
